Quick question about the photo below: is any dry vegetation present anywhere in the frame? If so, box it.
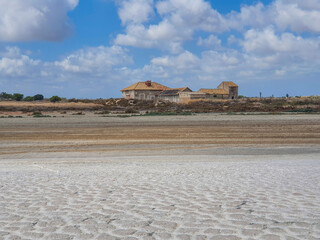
[0,96,319,115]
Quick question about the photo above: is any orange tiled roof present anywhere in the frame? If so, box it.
[198,88,229,95]
[169,87,192,92]
[121,81,170,91]
[222,81,238,87]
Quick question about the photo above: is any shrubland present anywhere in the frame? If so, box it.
[0,96,319,114]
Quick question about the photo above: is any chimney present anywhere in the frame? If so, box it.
[145,80,152,87]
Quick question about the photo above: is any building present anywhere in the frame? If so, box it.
[158,87,192,103]
[217,81,238,99]
[121,80,238,102]
[198,88,229,99]
[198,82,238,100]
[121,80,169,100]
[179,92,207,104]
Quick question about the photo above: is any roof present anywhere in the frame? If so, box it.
[198,88,229,95]
[180,92,206,96]
[159,90,180,96]
[169,87,192,92]
[121,81,169,91]
[221,81,238,87]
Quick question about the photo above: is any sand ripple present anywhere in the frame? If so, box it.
[0,159,319,239]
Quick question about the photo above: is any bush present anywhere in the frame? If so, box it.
[24,96,35,101]
[72,112,85,115]
[13,93,24,101]
[125,108,139,114]
[50,96,62,102]
[33,94,44,101]
[32,111,42,116]
[0,92,13,100]
[94,110,110,115]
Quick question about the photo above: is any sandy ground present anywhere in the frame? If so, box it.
[0,114,320,240]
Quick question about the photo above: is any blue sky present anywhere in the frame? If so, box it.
[0,0,319,98]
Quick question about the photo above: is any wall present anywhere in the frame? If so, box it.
[122,90,162,100]
[228,87,238,99]
[159,95,180,103]
[122,90,135,99]
[179,92,207,104]
[205,94,228,100]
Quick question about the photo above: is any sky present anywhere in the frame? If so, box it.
[0,0,319,99]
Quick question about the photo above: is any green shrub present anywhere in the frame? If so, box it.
[72,112,85,115]
[0,92,13,100]
[125,108,139,114]
[12,93,24,101]
[32,111,42,116]
[24,96,35,101]
[33,114,51,118]
[143,112,192,116]
[50,96,62,103]
[94,110,110,115]
[33,94,44,101]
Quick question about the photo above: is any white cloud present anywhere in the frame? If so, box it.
[151,51,199,69]
[156,0,226,32]
[55,46,133,74]
[115,21,184,53]
[0,0,79,42]
[0,46,22,58]
[117,0,154,25]
[197,35,222,49]
[242,27,320,62]
[114,0,320,53]
[0,45,134,86]
[274,0,320,33]
[0,49,40,77]
[226,0,320,34]
[115,0,226,52]
[226,3,273,31]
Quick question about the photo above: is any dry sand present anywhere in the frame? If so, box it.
[0,114,320,240]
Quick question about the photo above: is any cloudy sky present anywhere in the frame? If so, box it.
[0,0,319,98]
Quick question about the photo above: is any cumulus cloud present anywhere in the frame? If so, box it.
[156,0,226,32]
[0,45,137,97]
[0,45,134,85]
[55,46,133,74]
[227,0,320,33]
[115,0,226,52]
[151,51,200,70]
[242,27,320,62]
[274,0,320,33]
[114,0,320,53]
[197,35,222,49]
[0,0,79,42]
[0,47,41,77]
[117,0,154,25]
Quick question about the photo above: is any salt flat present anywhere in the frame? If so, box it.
[0,155,320,240]
[0,114,319,239]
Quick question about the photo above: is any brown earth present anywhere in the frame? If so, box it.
[0,114,319,156]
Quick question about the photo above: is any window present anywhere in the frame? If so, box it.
[139,94,145,100]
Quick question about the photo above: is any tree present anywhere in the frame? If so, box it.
[0,92,13,100]
[13,93,24,101]
[33,94,44,101]
[24,96,35,101]
[49,96,62,102]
